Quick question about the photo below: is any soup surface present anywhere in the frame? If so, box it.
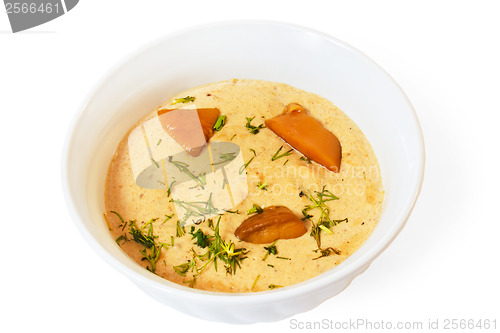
[105,79,384,292]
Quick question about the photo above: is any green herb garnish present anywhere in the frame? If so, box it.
[312,247,341,260]
[223,209,239,214]
[110,210,125,224]
[245,116,265,134]
[257,181,268,191]
[301,186,346,259]
[162,214,174,224]
[111,213,169,273]
[121,221,128,231]
[239,150,256,175]
[129,219,157,248]
[213,115,227,131]
[171,96,195,105]
[169,157,206,188]
[272,146,293,161]
[140,243,165,273]
[251,275,261,291]
[167,180,176,197]
[213,152,237,166]
[172,217,248,287]
[268,284,282,290]
[262,240,278,261]
[300,156,312,164]
[176,220,186,237]
[115,235,127,245]
[125,218,166,273]
[151,158,160,168]
[246,204,263,215]
[173,260,196,276]
[171,193,219,223]
[189,227,212,248]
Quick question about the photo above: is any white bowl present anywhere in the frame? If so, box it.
[62,21,424,324]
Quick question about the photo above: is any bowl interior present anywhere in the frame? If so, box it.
[64,21,423,295]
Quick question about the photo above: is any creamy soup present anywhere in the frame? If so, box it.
[105,79,384,292]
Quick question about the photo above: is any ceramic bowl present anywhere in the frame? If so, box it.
[62,21,424,324]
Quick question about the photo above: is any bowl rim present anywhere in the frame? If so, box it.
[61,19,425,302]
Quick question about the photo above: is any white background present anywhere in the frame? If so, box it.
[1,1,499,332]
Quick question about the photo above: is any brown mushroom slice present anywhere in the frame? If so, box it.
[158,107,221,156]
[265,103,342,172]
[235,206,307,244]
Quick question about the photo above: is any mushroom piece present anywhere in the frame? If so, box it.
[265,103,342,172]
[235,206,307,244]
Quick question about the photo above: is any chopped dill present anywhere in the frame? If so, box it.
[239,150,256,174]
[246,204,263,215]
[251,275,261,291]
[189,227,212,248]
[213,152,237,166]
[312,247,341,260]
[262,240,278,261]
[173,260,196,276]
[276,256,291,260]
[301,186,346,259]
[271,146,293,161]
[140,243,165,273]
[110,210,125,224]
[121,221,128,231]
[129,219,157,248]
[318,224,333,234]
[171,192,219,223]
[213,115,227,131]
[223,209,239,214]
[267,264,275,268]
[176,220,186,237]
[268,284,282,290]
[171,96,195,105]
[245,116,265,134]
[118,217,166,273]
[151,158,160,168]
[168,156,206,188]
[162,214,174,224]
[110,212,169,273]
[300,156,312,164]
[167,180,176,197]
[257,181,268,191]
[172,216,248,287]
[115,235,127,245]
